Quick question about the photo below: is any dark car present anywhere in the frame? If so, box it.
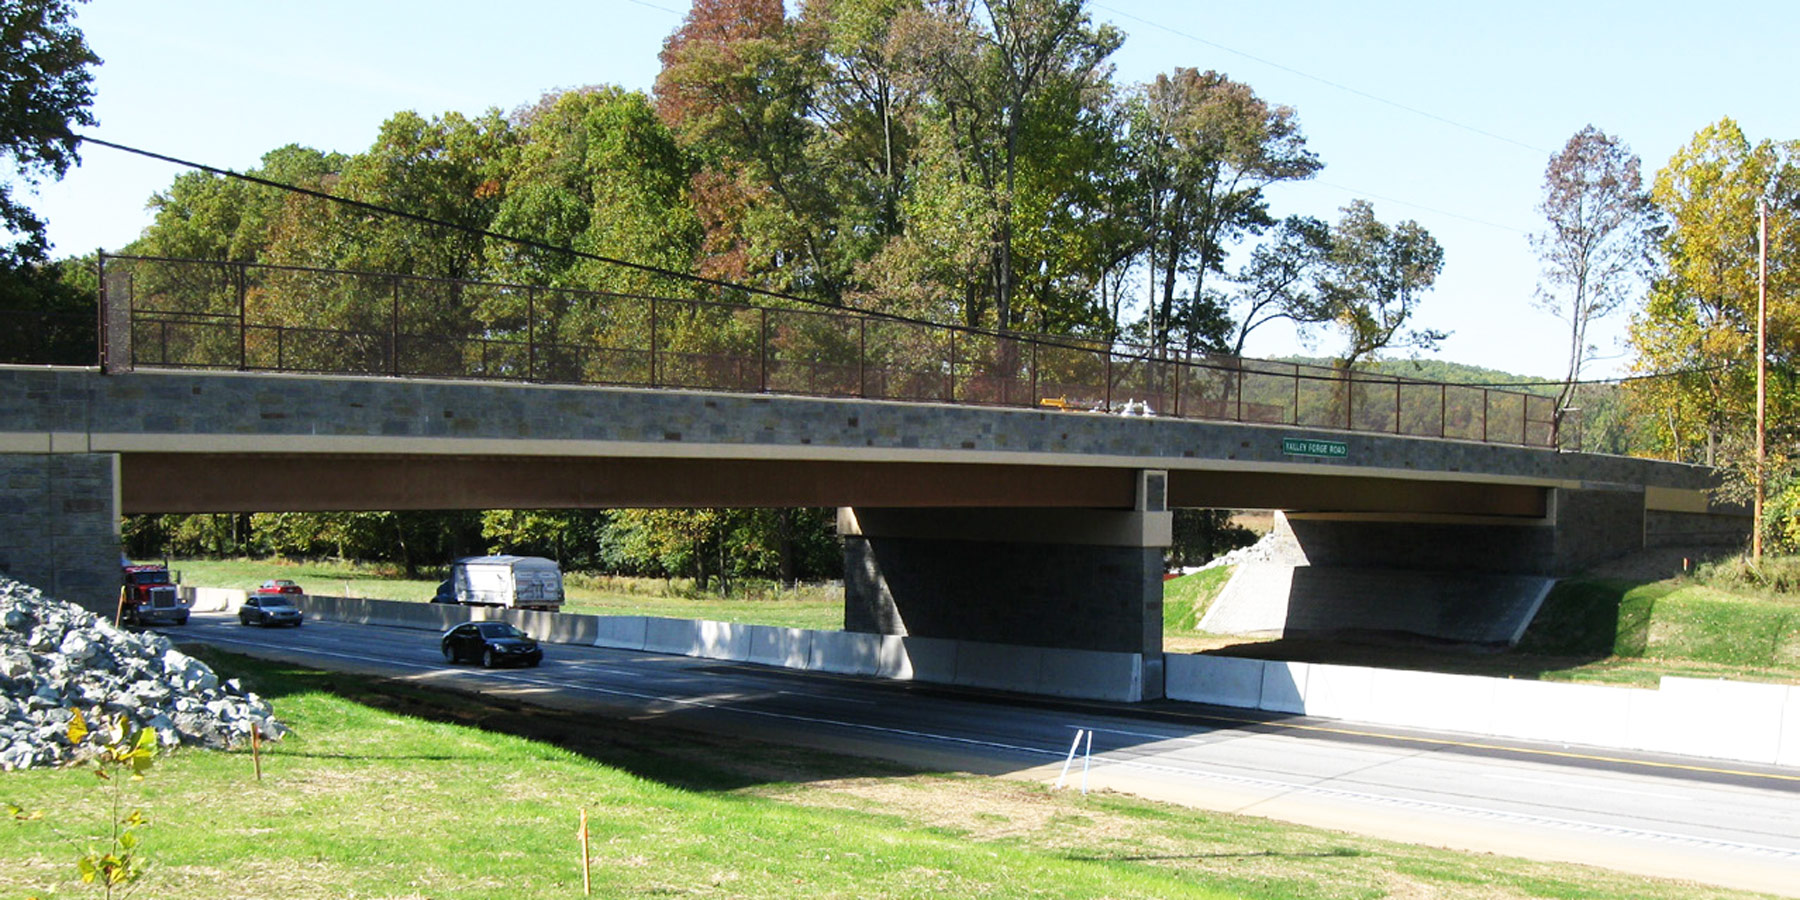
[255,579,304,596]
[441,621,543,668]
[239,595,304,627]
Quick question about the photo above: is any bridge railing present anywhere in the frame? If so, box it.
[96,254,1558,448]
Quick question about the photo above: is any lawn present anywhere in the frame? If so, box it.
[0,649,1765,899]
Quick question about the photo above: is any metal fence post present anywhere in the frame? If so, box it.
[96,254,108,371]
[389,276,400,377]
[759,307,769,393]
[1394,379,1401,434]
[649,297,659,388]
[526,286,536,382]
[858,317,867,397]
[236,261,248,371]
[947,329,957,401]
[1440,384,1447,439]
[1482,389,1490,442]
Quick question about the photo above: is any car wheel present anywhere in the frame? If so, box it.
[528,658,541,668]
[292,620,302,627]
[482,648,496,669]
[442,644,455,663]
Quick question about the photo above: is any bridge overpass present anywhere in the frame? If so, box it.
[0,365,1740,699]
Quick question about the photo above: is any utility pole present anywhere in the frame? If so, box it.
[1754,199,1768,562]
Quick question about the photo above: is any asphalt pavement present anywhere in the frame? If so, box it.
[179,612,1800,896]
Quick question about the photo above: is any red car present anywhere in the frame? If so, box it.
[254,579,305,597]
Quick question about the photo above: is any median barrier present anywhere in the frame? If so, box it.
[1298,662,1376,721]
[692,619,751,661]
[642,617,704,655]
[180,586,244,612]
[1164,655,1264,707]
[1259,661,1309,714]
[953,643,1042,693]
[1035,648,1142,702]
[747,625,811,668]
[899,636,958,684]
[506,608,598,645]
[808,630,883,676]
[1781,689,1800,768]
[592,616,648,651]
[1629,677,1789,764]
[1364,668,1497,735]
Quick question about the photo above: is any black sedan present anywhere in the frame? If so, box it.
[441,621,543,668]
[239,595,304,627]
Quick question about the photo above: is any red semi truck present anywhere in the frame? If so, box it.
[120,563,190,626]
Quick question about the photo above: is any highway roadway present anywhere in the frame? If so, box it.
[178,612,1800,896]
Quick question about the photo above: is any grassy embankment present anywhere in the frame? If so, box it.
[1172,555,1800,687]
[0,649,1762,899]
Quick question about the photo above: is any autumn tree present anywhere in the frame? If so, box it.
[1629,118,1799,511]
[1532,125,1652,437]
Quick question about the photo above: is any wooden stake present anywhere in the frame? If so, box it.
[578,808,591,896]
[251,726,262,782]
[115,586,127,628]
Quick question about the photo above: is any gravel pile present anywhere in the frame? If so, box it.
[0,577,284,771]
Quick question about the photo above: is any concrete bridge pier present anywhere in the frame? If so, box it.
[840,471,1173,700]
[0,450,120,612]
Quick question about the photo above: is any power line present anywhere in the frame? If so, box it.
[1308,179,1530,234]
[1095,3,1553,156]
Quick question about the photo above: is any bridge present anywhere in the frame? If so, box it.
[0,256,1747,700]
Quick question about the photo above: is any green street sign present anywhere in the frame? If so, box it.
[1282,437,1348,459]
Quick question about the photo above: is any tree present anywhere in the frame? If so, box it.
[1628,118,1798,513]
[887,0,1121,331]
[133,145,346,262]
[0,0,99,270]
[1129,68,1320,354]
[1317,199,1445,371]
[1532,125,1652,437]
[1225,214,1332,355]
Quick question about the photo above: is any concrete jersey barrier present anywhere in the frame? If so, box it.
[1166,652,1800,768]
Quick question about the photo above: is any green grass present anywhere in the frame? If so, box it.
[0,650,1770,899]
[1162,566,1234,634]
[169,557,845,630]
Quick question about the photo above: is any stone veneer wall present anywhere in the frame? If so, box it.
[0,453,118,613]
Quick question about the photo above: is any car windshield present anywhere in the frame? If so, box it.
[261,598,294,609]
[475,623,525,639]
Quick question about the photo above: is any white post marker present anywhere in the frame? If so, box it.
[1081,729,1093,795]
[1055,729,1086,790]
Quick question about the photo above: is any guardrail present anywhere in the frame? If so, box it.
[96,254,1558,448]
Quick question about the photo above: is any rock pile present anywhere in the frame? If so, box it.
[0,577,284,771]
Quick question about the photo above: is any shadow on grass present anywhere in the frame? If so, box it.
[1196,576,1657,681]
[180,645,922,794]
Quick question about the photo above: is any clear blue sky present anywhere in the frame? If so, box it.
[29,0,1800,379]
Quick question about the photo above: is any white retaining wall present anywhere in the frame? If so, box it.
[1166,653,1800,768]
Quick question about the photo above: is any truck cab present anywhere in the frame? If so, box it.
[121,564,190,626]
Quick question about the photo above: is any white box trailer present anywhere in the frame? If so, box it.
[451,556,565,611]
